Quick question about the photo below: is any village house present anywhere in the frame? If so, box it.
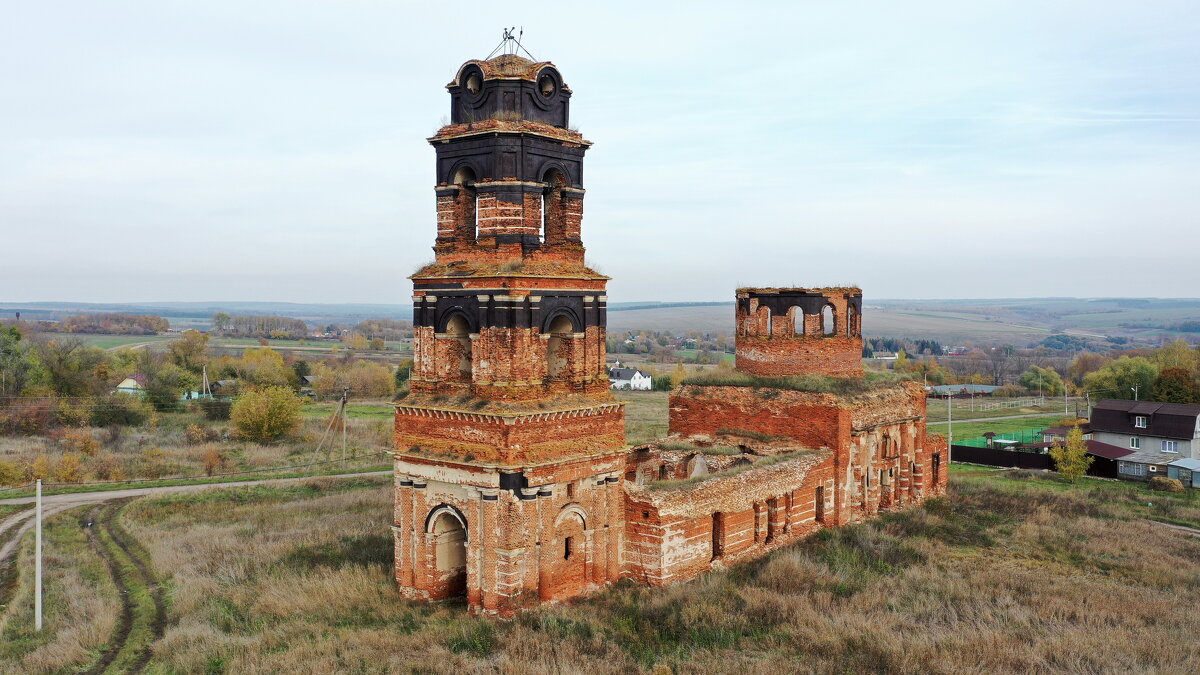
[608,367,652,390]
[115,375,146,395]
[1088,399,1200,483]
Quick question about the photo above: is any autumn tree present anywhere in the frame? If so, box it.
[168,329,210,373]
[233,347,294,388]
[1018,365,1065,396]
[231,386,303,443]
[1082,357,1159,400]
[33,338,108,397]
[983,345,1016,385]
[1152,339,1200,375]
[1050,424,1092,482]
[1067,352,1110,386]
[143,361,199,411]
[1149,367,1200,404]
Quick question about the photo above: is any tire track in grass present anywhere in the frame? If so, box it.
[81,504,132,675]
[103,499,166,672]
[82,500,165,674]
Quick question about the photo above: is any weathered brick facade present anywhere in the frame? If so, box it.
[736,287,864,378]
[394,54,947,616]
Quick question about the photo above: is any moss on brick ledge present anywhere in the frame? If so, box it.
[679,370,912,395]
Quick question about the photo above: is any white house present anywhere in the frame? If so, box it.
[115,376,146,395]
[609,367,652,391]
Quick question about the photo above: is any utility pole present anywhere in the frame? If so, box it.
[341,387,349,460]
[947,390,954,447]
[1132,384,1139,401]
[35,478,42,631]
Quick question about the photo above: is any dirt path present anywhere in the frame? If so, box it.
[1149,520,1200,538]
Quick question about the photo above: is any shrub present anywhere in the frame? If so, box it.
[61,428,100,456]
[231,386,303,443]
[55,398,93,427]
[0,400,56,436]
[54,452,85,483]
[198,398,233,421]
[0,459,23,486]
[24,454,51,481]
[1148,476,1185,493]
[185,424,220,445]
[201,446,228,476]
[90,394,152,427]
[993,383,1029,397]
[90,453,126,481]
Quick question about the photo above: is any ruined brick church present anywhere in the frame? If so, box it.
[392,51,948,615]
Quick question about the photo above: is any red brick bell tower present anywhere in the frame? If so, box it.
[392,51,626,614]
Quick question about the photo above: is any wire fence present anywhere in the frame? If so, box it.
[955,429,1046,449]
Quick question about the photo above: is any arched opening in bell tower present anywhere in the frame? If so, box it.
[445,314,473,381]
[546,314,574,380]
[451,166,478,244]
[541,169,567,245]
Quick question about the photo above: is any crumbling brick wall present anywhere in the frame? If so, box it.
[735,287,864,378]
[394,451,626,614]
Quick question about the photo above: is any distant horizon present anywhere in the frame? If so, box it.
[3,295,1200,308]
[4,3,1199,302]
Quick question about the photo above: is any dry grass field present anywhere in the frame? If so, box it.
[0,403,394,489]
[4,468,1200,673]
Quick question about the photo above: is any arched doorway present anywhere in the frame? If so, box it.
[430,509,467,598]
[545,507,588,600]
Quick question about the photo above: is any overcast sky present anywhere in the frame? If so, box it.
[2,1,1198,304]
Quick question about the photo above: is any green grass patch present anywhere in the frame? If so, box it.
[276,533,392,571]
[944,414,1069,443]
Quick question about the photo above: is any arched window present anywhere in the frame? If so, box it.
[546,315,574,380]
[821,305,835,336]
[847,304,859,337]
[790,306,805,336]
[445,314,472,380]
[451,166,478,244]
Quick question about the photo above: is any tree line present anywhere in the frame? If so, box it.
[55,313,169,335]
[211,313,307,339]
